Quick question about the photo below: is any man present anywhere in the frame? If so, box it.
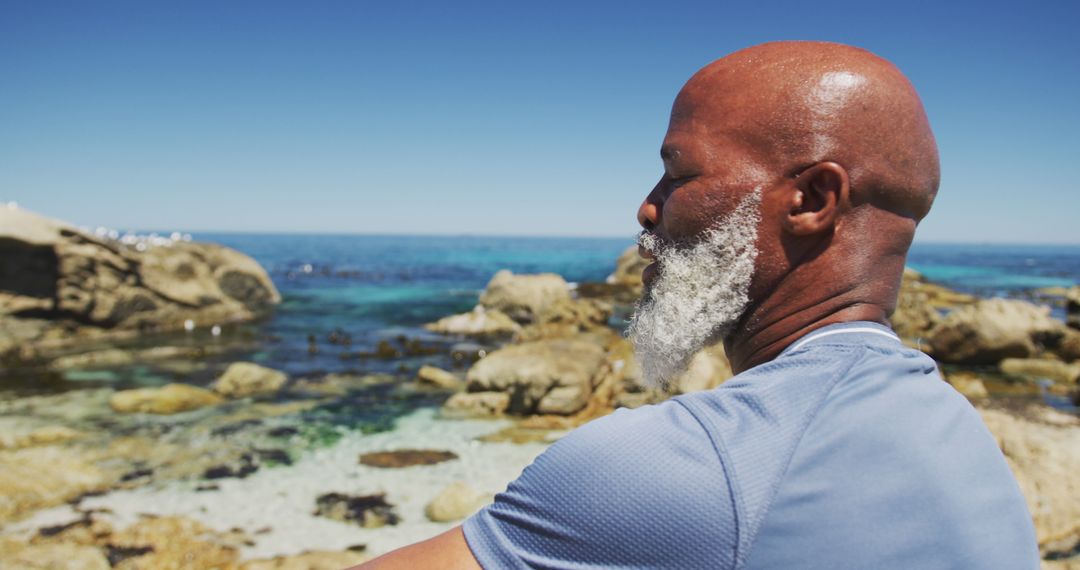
[362,41,1038,569]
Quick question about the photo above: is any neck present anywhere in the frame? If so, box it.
[723,257,903,375]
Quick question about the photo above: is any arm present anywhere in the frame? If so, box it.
[352,526,482,570]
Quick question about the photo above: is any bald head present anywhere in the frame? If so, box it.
[675,41,939,221]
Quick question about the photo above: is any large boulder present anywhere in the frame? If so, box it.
[109,383,223,414]
[517,297,613,341]
[979,406,1080,550]
[928,299,1064,364]
[212,362,288,398]
[891,268,976,342]
[466,337,606,415]
[479,270,570,324]
[0,206,280,363]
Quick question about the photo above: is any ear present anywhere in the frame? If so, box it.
[781,161,849,236]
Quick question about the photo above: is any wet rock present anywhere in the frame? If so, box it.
[424,482,492,522]
[359,449,458,468]
[0,206,280,364]
[0,539,110,570]
[479,270,570,324]
[441,392,510,418]
[929,299,1065,364]
[979,405,1080,550]
[313,493,399,528]
[425,306,521,337]
[466,337,606,415]
[213,362,288,398]
[945,371,990,399]
[416,365,461,389]
[241,550,368,569]
[0,446,113,523]
[109,383,223,415]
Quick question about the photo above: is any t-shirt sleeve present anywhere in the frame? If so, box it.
[462,401,739,569]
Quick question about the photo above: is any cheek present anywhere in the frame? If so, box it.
[661,185,739,241]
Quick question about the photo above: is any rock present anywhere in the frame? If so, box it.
[1067,286,1080,330]
[313,493,399,528]
[424,482,492,522]
[466,337,607,415]
[1000,358,1080,384]
[478,270,570,324]
[0,425,81,450]
[1059,330,1080,362]
[440,392,510,418]
[109,383,223,414]
[416,365,461,389]
[241,550,367,570]
[945,371,990,399]
[607,245,648,288]
[978,406,1080,550]
[0,206,279,364]
[0,540,110,569]
[424,306,521,337]
[517,298,614,341]
[0,446,112,523]
[667,342,734,394]
[105,516,239,569]
[359,449,458,468]
[928,299,1065,364]
[213,362,288,398]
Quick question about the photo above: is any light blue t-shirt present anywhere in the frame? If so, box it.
[463,322,1039,569]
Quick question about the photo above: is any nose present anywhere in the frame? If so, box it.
[637,178,664,231]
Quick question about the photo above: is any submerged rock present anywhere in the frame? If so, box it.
[479,270,570,324]
[213,362,288,398]
[466,337,606,415]
[929,298,1064,364]
[109,383,223,415]
[313,493,399,528]
[0,207,279,364]
[358,449,458,468]
[424,482,492,522]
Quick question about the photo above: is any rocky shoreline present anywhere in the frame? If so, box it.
[1,208,1078,568]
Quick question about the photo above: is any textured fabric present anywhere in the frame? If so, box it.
[463,322,1039,569]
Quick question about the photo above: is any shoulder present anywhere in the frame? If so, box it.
[464,402,739,569]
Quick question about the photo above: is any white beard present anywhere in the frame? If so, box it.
[627,189,761,390]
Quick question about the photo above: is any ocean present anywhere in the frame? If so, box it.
[39,236,1080,388]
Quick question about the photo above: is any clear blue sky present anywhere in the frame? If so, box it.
[2,0,1077,243]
